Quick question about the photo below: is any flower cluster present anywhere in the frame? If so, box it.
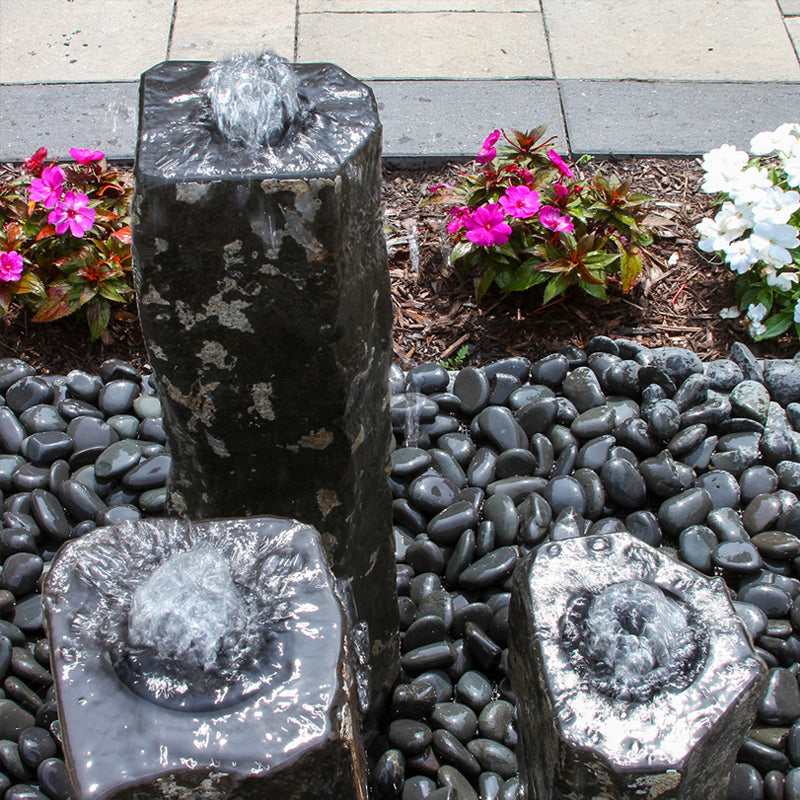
[430,127,655,304]
[0,147,133,339]
[696,123,800,340]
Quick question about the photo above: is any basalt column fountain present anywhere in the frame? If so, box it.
[130,53,397,705]
[43,517,367,800]
[509,532,767,800]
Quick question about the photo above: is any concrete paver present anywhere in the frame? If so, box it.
[543,0,800,80]
[301,0,532,9]
[561,81,800,155]
[787,17,800,59]
[169,0,296,61]
[0,0,172,83]
[297,11,552,79]
[780,0,800,14]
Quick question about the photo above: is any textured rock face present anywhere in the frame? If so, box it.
[509,532,767,800]
[43,517,368,800]
[131,60,397,705]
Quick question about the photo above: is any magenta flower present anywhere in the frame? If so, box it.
[464,203,512,247]
[0,251,23,283]
[539,205,574,233]
[553,182,569,198]
[546,149,574,178]
[499,185,541,219]
[69,147,104,164]
[29,165,65,209]
[477,130,501,165]
[447,205,471,235]
[48,191,96,237]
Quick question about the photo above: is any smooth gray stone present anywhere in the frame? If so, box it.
[0,457,24,494]
[393,394,439,430]
[0,530,37,560]
[731,380,771,424]
[725,762,764,800]
[678,525,718,573]
[624,510,661,547]
[549,507,586,541]
[713,541,764,573]
[543,476,586,516]
[445,529,475,587]
[433,731,481,780]
[98,359,139,384]
[0,700,34,743]
[394,499,427,534]
[136,417,166,444]
[487,374,522,407]
[561,367,605,413]
[437,434,475,468]
[12,466,49,493]
[388,719,432,755]
[391,682,437,721]
[97,380,140,416]
[428,450,467,489]
[454,670,492,713]
[47,461,69,495]
[612,417,658,458]
[668,423,708,458]
[105,415,140,440]
[466,739,517,780]
[547,425,577,455]
[705,359,744,391]
[392,447,433,478]
[764,360,800,406]
[759,668,800,726]
[98,505,142,527]
[570,405,615,439]
[646,399,681,440]
[402,775,436,800]
[752,531,800,561]
[454,368,491,415]
[437,766,478,800]
[427,502,477,546]
[0,410,25,455]
[131,395,162,420]
[680,392,732,429]
[516,493,551,547]
[478,772,503,800]
[735,601,769,642]
[508,385,555,412]
[599,459,646,510]
[658,487,713,536]
[741,467,780,504]
[778,461,800,493]
[28,491,70,541]
[65,370,103,403]
[550,442,578,478]
[482,495,518,548]
[575,435,615,471]
[401,643,455,673]
[65,417,118,453]
[743,494,783,534]
[120,454,171,492]
[483,358,531,384]
[603,360,641,396]
[571,468,605,520]
[706,508,750,544]
[478,699,515,744]
[529,354,568,389]
[639,346,704,384]
[18,727,56,772]
[529,433,554,477]
[5,379,51,415]
[431,703,478,743]
[695,470,741,510]
[94,440,144,482]
[406,364,449,395]
[406,538,446,576]
[0,554,42,597]
[587,351,620,382]
[0,362,35,394]
[477,406,528,452]
[486,476,547,503]
[738,584,793,619]
[494,448,535,479]
[18,406,65,436]
[459,548,517,592]
[466,448,497,490]
[672,374,709,413]
[137,487,167,514]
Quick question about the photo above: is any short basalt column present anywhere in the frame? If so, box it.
[43,517,368,800]
[509,532,766,800]
[130,54,397,704]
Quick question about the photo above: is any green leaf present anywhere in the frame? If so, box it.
[582,281,607,300]
[542,273,570,305]
[98,283,132,304]
[475,266,498,301]
[620,250,644,292]
[85,298,111,341]
[450,240,477,264]
[15,272,46,297]
[757,312,793,340]
[30,293,78,323]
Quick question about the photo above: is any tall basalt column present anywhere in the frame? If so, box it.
[131,57,398,707]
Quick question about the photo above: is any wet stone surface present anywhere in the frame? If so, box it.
[2,341,800,799]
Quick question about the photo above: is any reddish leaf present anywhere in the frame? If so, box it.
[35,224,57,241]
[111,226,132,244]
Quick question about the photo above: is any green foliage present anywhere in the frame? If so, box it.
[429,128,656,306]
[440,344,469,370]
[0,148,134,340]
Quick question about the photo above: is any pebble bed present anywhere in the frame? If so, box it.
[0,338,798,799]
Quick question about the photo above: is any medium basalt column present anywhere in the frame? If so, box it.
[509,532,767,800]
[131,57,397,706]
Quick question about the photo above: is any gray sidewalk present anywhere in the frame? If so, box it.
[1,0,800,162]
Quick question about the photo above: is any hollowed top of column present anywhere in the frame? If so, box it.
[134,58,381,187]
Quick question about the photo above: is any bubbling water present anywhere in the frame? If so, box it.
[561,579,706,702]
[201,51,304,148]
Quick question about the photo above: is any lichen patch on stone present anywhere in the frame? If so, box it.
[162,376,219,431]
[140,285,171,306]
[175,182,213,204]
[299,428,334,450]
[197,340,237,370]
[248,383,275,421]
[222,240,244,268]
[316,489,342,517]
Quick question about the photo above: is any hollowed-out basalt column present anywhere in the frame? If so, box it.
[130,56,397,707]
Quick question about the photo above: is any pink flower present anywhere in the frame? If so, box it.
[477,130,501,165]
[21,147,48,174]
[464,203,512,247]
[447,205,470,235]
[29,165,65,209]
[48,191,96,237]
[69,148,104,164]
[0,251,23,283]
[546,149,574,178]
[553,183,569,198]
[539,205,574,233]
[499,185,541,219]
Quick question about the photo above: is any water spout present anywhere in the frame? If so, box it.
[201,52,303,148]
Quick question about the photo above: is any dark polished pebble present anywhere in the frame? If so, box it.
[465,739,517,779]
[0,556,41,598]
[453,369,491,416]
[0,701,34,742]
[437,766,478,800]
[600,459,646,510]
[745,495,784,535]
[12,597,43,633]
[27,491,70,542]
[463,623,501,673]
[401,643,455,673]
[739,584,793,619]
[432,730,481,778]
[120,453,170,492]
[735,601,769,642]
[389,719,433,755]
[739,737,791,775]
[373,749,405,799]
[410,477,460,518]
[10,649,50,688]
[529,354,568,389]
[11,467,49,494]
[445,529,475,587]
[17,407,64,437]
[97,379,139,415]
[16,728,55,773]
[668,422,707,456]
[19,434,72,468]
[137,416,166,443]
[695,470,741,509]
[658,488,712,536]
[726,762,765,800]
[764,770,784,800]
[753,531,800,560]
[391,683,437,721]
[0,411,25,456]
[5,379,51,416]
[431,703,477,743]
[459,548,517,592]
[759,668,800,726]
[713,541,764,573]
[427,502,478,546]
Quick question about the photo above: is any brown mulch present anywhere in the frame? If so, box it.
[1,157,796,377]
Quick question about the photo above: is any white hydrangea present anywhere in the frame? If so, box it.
[723,237,759,274]
[728,166,772,205]
[700,144,749,194]
[752,186,800,225]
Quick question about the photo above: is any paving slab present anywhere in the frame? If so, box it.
[0,83,139,163]
[543,0,800,80]
[169,0,296,61]
[373,79,565,163]
[780,0,800,14]
[787,17,800,58]
[301,0,532,9]
[0,0,172,83]
[561,81,800,156]
[297,12,551,78]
